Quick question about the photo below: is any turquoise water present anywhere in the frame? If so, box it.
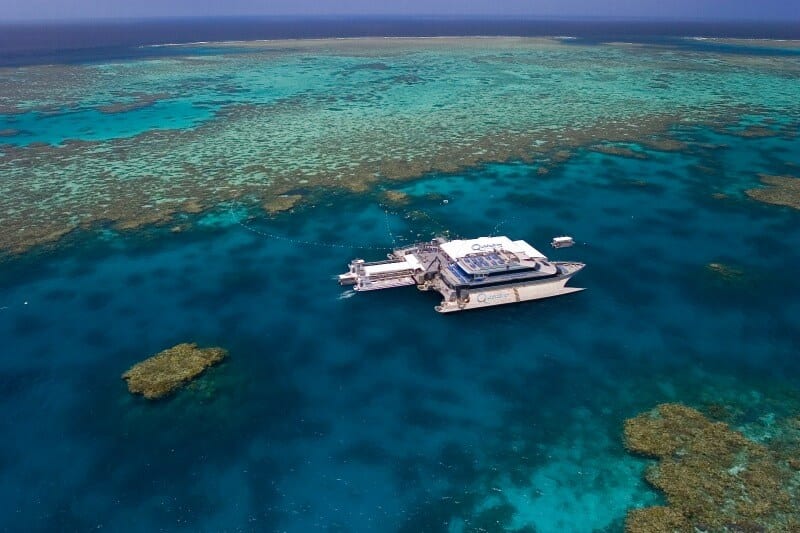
[1,36,800,531]
[2,122,800,531]
[2,37,799,254]
[0,100,215,145]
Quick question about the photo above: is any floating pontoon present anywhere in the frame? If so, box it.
[551,236,575,248]
[338,236,584,313]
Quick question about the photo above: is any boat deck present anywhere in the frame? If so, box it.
[338,236,584,312]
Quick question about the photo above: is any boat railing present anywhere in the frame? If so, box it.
[359,258,408,267]
[366,269,416,281]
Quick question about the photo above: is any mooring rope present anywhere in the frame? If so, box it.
[490,216,519,237]
[228,202,393,250]
[382,205,398,248]
[0,300,28,314]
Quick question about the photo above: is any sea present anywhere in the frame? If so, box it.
[0,17,799,532]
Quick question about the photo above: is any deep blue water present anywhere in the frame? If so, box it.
[1,124,799,531]
[1,17,800,67]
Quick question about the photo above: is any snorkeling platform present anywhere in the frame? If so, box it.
[338,236,584,313]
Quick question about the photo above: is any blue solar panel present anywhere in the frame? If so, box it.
[448,264,470,284]
[457,253,514,276]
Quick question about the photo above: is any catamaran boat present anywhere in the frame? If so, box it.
[338,236,584,313]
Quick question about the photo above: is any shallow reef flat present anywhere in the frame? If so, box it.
[1,37,799,254]
[624,404,800,532]
[686,37,800,50]
[746,174,800,210]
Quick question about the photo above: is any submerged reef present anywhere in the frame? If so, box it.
[746,174,800,210]
[641,137,688,153]
[1,38,799,254]
[705,262,745,282]
[589,143,648,159]
[96,91,171,114]
[263,194,302,215]
[624,403,800,532]
[730,125,779,139]
[382,190,411,206]
[122,343,227,399]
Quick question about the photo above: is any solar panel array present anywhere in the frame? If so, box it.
[460,253,506,273]
[447,264,471,284]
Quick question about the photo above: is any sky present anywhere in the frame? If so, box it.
[0,0,798,22]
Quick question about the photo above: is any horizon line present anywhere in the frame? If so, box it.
[2,14,799,24]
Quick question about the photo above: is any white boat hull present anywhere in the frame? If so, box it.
[434,273,584,313]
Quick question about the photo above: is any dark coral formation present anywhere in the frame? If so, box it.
[589,143,648,159]
[625,506,688,533]
[746,174,800,210]
[706,262,745,282]
[382,190,411,206]
[624,403,800,532]
[730,125,778,138]
[642,137,688,152]
[263,194,302,215]
[97,92,171,114]
[122,343,227,399]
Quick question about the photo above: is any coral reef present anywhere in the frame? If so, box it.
[702,402,738,423]
[691,164,719,176]
[625,506,688,533]
[702,38,800,50]
[122,343,227,399]
[732,125,777,138]
[97,92,171,114]
[263,194,302,215]
[382,190,410,206]
[642,138,688,152]
[746,174,800,210]
[589,143,648,159]
[624,403,800,533]
[1,38,797,254]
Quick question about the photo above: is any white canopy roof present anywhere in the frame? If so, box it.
[439,236,546,261]
[363,254,422,275]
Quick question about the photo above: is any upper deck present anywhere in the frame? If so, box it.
[437,237,560,288]
[439,236,546,262]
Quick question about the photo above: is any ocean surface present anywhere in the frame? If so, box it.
[1,18,800,532]
[2,17,800,67]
